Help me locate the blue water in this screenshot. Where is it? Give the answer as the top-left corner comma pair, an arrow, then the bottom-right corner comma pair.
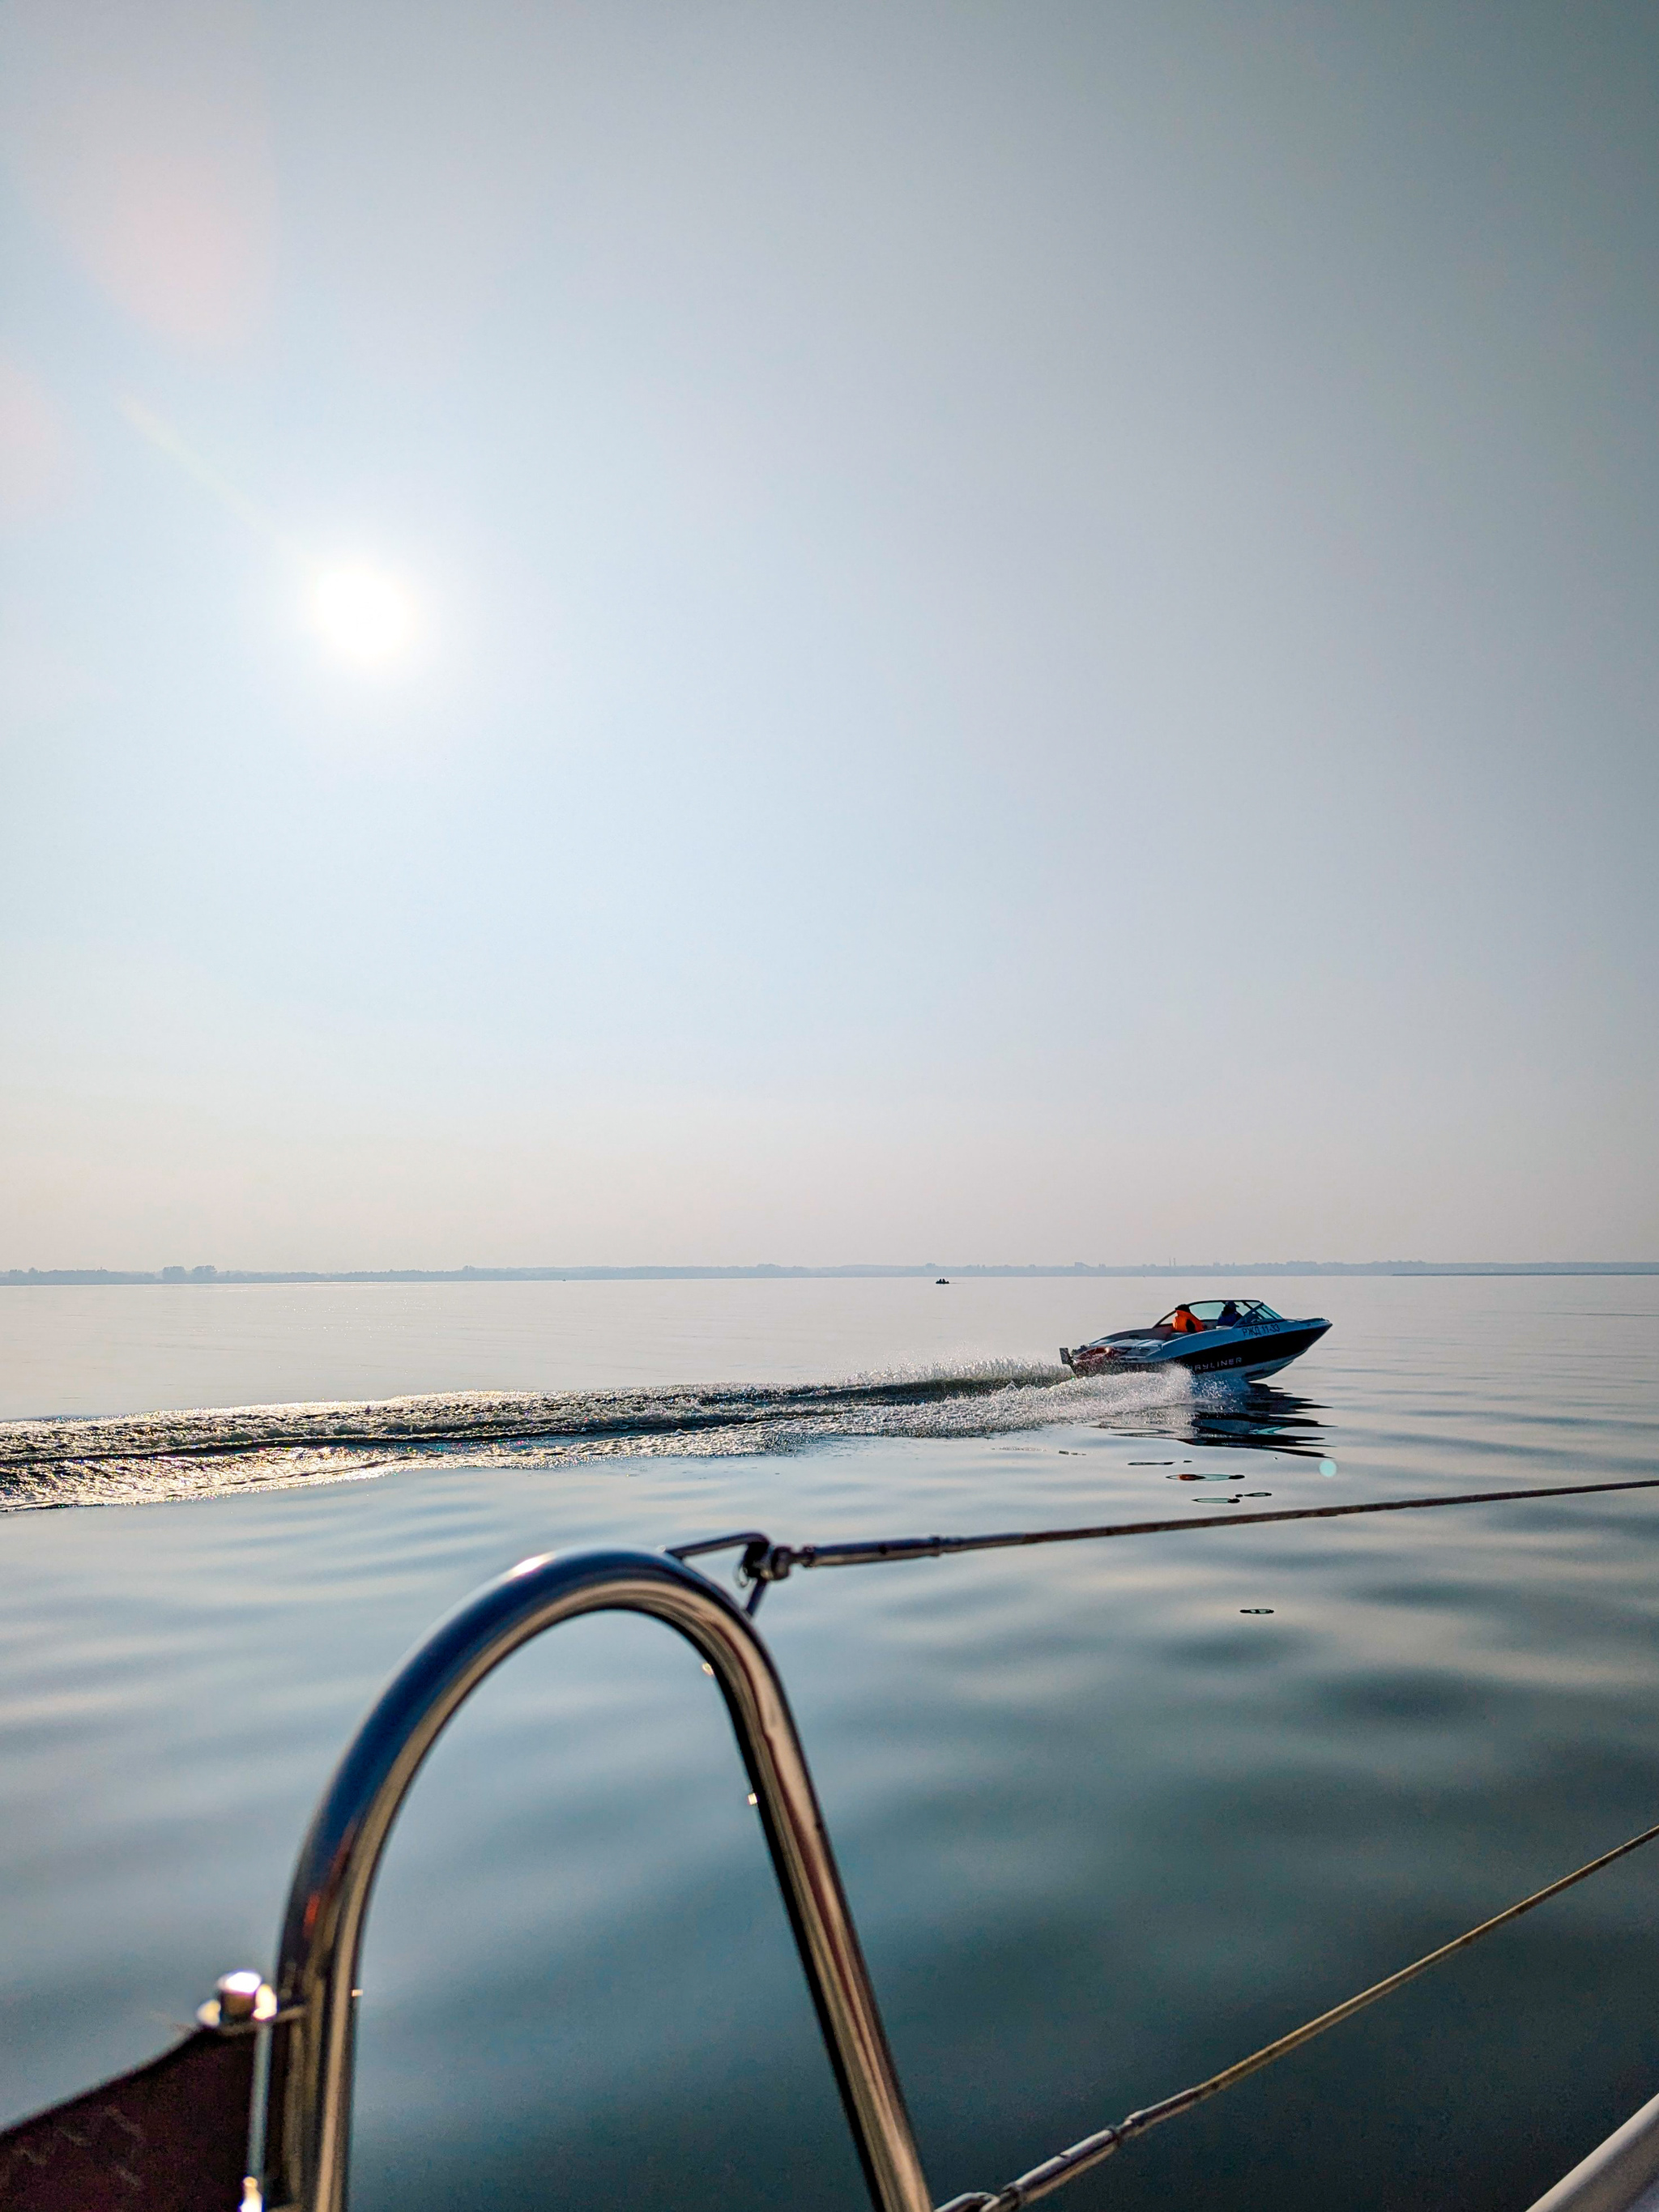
1,1275 -> 1656,2210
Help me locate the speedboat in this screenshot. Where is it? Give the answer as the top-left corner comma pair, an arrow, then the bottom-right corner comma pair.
1060,1298 -> 1331,1381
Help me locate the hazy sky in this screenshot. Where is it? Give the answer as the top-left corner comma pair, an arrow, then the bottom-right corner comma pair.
2,1 -> 1655,1268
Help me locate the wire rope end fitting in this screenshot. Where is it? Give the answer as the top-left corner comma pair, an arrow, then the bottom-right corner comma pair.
737,1536 -> 798,1613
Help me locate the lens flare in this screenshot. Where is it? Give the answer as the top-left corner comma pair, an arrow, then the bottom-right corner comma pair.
311,563 -> 416,666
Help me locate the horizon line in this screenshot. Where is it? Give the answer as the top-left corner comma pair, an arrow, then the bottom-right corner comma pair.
3,1259 -> 1657,1286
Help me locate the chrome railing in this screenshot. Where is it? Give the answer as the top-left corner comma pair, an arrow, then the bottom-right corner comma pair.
260,1548 -> 932,2212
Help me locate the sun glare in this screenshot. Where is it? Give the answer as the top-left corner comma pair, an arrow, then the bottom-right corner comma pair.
311,562 -> 417,666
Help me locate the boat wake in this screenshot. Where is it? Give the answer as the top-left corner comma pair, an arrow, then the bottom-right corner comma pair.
0,1361 -> 1218,1511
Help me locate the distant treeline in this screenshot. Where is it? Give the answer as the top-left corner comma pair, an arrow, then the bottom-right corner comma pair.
3,1261 -> 1656,1285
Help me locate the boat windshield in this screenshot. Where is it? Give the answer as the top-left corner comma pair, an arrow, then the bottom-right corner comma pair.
1155,1299 -> 1282,1329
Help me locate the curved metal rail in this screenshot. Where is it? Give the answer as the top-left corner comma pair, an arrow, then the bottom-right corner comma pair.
260,1547 -> 931,2212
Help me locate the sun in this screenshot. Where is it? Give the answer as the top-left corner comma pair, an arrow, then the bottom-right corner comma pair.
311,561 -> 417,666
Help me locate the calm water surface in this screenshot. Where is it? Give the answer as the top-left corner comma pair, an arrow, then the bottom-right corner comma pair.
1,1276 -> 1657,2212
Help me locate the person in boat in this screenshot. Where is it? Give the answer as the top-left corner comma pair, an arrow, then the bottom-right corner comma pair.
1166,1305 -> 1203,1333
1218,1300 -> 1243,1325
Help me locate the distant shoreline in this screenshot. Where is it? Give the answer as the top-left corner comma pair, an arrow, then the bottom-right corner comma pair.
3,1261 -> 1656,1286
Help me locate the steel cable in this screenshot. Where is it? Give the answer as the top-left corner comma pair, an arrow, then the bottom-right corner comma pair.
930,1816 -> 1659,2210
672,1474 -> 1659,1611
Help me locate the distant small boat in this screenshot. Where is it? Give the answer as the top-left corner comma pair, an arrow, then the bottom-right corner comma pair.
1060,1298 -> 1330,1382
936,1277 -> 949,1285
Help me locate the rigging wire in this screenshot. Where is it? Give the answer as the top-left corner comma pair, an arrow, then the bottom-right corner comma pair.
670,1473 -> 1659,1613
930,1816 -> 1659,2210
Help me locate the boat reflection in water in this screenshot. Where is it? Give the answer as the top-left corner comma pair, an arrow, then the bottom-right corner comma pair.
1091,1377 -> 1333,1464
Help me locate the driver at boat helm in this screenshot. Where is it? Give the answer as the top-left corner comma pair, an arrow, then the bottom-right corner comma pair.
1168,1306 -> 1202,1332
1218,1300 -> 1243,1325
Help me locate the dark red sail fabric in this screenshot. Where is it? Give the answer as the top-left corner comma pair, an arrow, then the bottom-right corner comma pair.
0,2028 -> 254,2212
